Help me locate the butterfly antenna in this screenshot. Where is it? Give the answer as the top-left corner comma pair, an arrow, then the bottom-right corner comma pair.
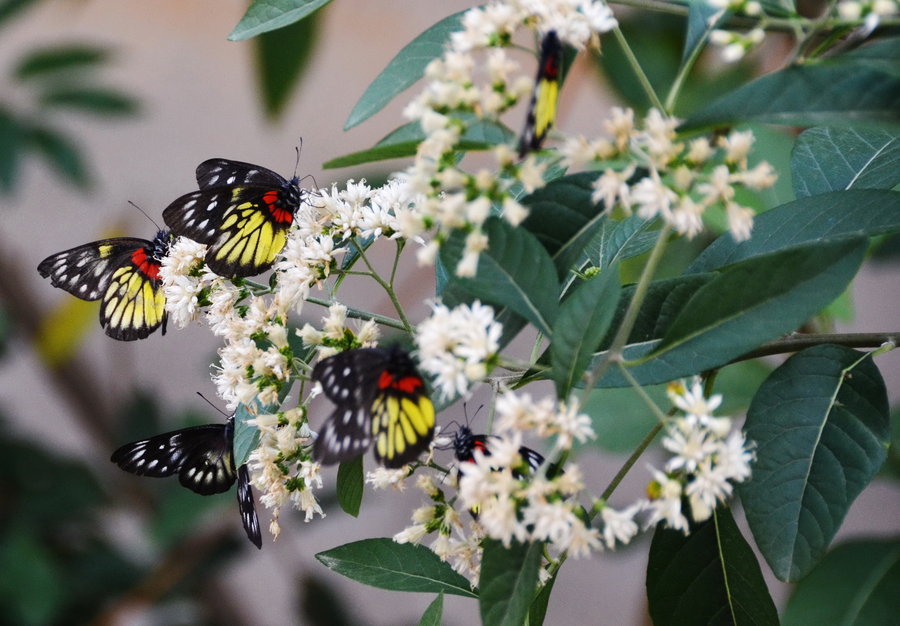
127,200 -> 162,232
196,391 -> 229,417
293,140 -> 303,179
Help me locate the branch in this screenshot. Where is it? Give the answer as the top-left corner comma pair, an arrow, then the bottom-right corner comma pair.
735,332 -> 899,361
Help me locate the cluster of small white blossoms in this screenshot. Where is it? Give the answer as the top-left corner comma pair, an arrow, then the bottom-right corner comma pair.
709,27 -> 765,63
642,377 -> 754,532
399,0 -> 617,276
562,107 -> 777,242
246,406 -> 323,540
837,0 -> 899,23
415,300 -> 503,400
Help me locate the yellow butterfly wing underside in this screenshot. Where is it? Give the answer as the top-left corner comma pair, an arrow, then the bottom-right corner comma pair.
371,392 -> 435,467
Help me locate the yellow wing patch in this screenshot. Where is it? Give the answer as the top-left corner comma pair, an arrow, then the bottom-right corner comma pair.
372,393 -> 435,466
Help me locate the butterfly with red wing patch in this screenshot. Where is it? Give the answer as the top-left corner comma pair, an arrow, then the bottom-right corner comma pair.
518,30 -> 564,158
312,347 -> 435,468
110,415 -> 261,548
452,425 -> 546,477
162,158 -> 307,278
37,230 -> 171,341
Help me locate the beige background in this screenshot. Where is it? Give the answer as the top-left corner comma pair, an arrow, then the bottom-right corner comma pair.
1,1 -> 898,624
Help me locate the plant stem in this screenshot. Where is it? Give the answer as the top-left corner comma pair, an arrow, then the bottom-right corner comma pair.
305,296 -> 407,331
351,238 -> 414,334
734,332 -> 900,361
611,26 -> 665,111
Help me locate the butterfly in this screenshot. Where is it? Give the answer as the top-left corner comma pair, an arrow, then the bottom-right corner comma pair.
162,158 -> 307,278
110,415 -> 261,549
37,230 -> 172,341
518,30 -> 564,157
451,425 -> 546,477
312,347 -> 435,468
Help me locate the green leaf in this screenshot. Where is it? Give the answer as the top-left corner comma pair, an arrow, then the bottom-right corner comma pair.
0,106 -> 23,194
791,127 -> 900,198
254,10 -> 318,119
228,0 -> 332,41
418,593 -> 444,626
646,508 -> 779,626
323,119 -> 513,169
440,218 -> 560,336
0,528 -> 66,625
519,172 -> 608,280
38,87 -> 138,116
345,10 -> 466,129
688,189 -> 900,273
739,345 -> 890,581
594,238 -> 867,388
0,0 -> 39,29
233,402 -> 262,467
336,456 -> 363,517
683,57 -> 900,129
587,214 -> 656,270
315,538 -> 476,597
782,538 -> 900,626
682,1 -> 727,66
14,45 -> 108,81
550,264 -> 621,398
841,36 -> 900,78
478,539 -> 543,626
527,570 -> 557,626
25,124 -> 89,190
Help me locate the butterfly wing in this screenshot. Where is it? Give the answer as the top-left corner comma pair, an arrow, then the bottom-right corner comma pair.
518,30 -> 563,157
369,350 -> 435,468
38,234 -> 169,341
110,423 -> 235,496
196,158 -> 288,189
236,464 -> 262,549
163,185 -> 297,278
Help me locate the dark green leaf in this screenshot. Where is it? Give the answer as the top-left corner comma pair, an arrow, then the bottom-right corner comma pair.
584,384 -> 666,452
760,0 -> 795,15
323,142 -> 419,169
0,528 -> 65,624
440,218 -> 559,336
233,402 -> 262,467
13,45 -> 108,81
25,124 -> 89,189
38,87 -> 138,116
254,11 -> 318,118
682,1 -> 728,66
229,0 -> 332,41
0,106 -> 23,194
782,538 -> 900,626
527,570 -> 557,626
418,593 -> 444,626
646,508 -> 779,626
594,238 -> 867,387
0,0 -> 38,28
551,264 -> 621,398
842,36 -> 900,78
479,539 -> 543,626
336,456 -> 363,517
315,538 -> 476,597
682,59 -> 900,129
588,214 -> 656,270
791,127 -> 900,198
739,345 -> 890,581
345,10 -> 466,129
688,189 -> 900,273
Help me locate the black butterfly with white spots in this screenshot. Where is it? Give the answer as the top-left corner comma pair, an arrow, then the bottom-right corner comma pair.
451,425 -> 546,477
110,415 -> 261,548
37,230 -> 172,341
162,158 -> 307,278
312,347 -> 435,468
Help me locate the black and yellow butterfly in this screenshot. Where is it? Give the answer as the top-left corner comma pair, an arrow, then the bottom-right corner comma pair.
452,425 -> 546,477
110,415 -> 261,548
312,347 -> 435,468
37,230 -> 172,341
162,158 -> 307,278
518,30 -> 564,157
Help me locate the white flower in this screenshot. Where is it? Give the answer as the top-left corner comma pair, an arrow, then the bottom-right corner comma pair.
365,467 -> 409,491
601,503 -> 642,549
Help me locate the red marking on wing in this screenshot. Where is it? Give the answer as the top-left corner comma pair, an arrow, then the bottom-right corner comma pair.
262,190 -> 294,224
542,56 -> 560,79
377,371 -> 423,394
131,248 -> 161,280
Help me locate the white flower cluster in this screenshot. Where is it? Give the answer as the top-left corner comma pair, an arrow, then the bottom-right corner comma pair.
415,300 -> 502,399
642,378 -> 754,531
709,27 -> 765,63
837,0 -> 898,22
495,389 -> 595,451
400,1 -> 617,275
566,108 -> 776,242
298,303 -> 380,359
247,407 -> 323,540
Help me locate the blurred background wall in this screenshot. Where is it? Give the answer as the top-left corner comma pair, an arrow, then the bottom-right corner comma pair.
0,1 -> 897,624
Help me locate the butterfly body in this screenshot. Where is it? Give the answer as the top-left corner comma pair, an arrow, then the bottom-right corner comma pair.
518,30 -> 564,157
38,229 -> 172,340
162,158 -> 306,278
452,426 -> 546,476
312,347 -> 435,468
110,415 -> 261,548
